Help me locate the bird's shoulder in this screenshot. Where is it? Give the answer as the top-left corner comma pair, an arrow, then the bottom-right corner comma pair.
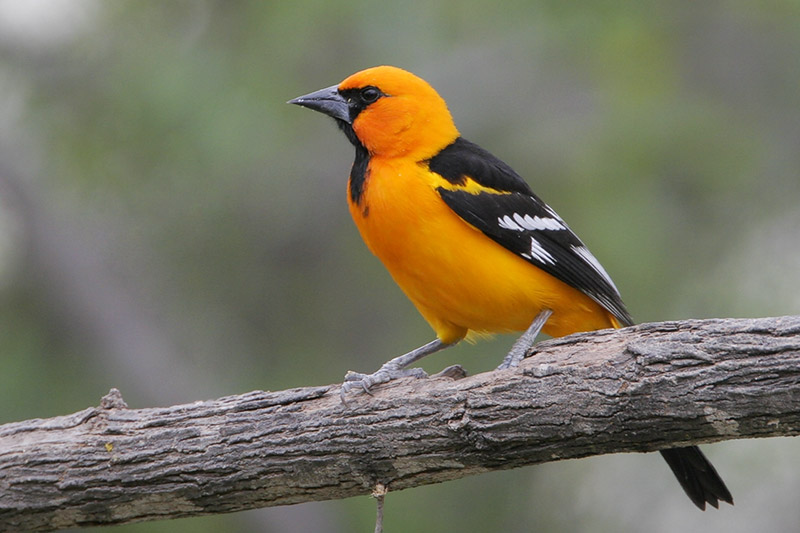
426,137 -> 533,195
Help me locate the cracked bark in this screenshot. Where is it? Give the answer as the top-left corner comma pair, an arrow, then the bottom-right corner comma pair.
2,316 -> 800,532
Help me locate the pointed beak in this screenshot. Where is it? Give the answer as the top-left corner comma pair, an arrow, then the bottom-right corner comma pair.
288,84 -> 351,124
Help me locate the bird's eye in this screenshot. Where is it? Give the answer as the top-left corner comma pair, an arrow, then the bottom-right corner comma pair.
360,86 -> 381,103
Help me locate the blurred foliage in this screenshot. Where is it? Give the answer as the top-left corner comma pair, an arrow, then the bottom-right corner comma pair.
1,1 -> 799,532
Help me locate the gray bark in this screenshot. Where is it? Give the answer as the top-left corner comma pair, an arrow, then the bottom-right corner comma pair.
2,316 -> 799,532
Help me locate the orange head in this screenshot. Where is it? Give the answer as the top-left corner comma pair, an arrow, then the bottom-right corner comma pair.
289,66 -> 460,160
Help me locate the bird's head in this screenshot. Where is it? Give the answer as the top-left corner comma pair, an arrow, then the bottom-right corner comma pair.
289,66 -> 459,159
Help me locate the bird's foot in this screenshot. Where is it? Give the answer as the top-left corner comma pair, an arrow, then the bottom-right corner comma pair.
339,339 -> 452,403
340,364 -> 428,402
496,308 -> 553,370
497,345 -> 527,370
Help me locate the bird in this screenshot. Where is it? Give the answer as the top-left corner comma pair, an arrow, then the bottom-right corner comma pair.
289,65 -> 733,510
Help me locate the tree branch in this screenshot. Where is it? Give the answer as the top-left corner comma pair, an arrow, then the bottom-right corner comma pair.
2,316 -> 800,531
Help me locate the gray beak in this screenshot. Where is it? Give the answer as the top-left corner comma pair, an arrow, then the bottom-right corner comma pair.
288,84 -> 351,124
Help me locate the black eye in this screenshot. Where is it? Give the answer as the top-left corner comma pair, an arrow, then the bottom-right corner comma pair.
360,86 -> 381,103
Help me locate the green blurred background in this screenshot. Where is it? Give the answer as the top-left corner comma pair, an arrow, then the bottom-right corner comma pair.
1,1 -> 799,531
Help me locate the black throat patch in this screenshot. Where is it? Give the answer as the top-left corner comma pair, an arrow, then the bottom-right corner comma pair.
349,141 -> 369,209
336,119 -> 370,209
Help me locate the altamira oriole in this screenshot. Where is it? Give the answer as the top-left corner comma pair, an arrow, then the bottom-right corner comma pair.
289,65 -> 732,510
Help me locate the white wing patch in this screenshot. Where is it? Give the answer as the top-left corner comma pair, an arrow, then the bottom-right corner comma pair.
497,215 -> 523,231
498,213 -> 565,232
529,237 -> 556,265
571,244 -> 619,293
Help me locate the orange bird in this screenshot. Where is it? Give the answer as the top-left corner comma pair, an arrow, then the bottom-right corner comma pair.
290,65 -> 732,510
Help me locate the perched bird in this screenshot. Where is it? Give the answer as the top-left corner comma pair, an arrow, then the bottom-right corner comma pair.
289,65 -> 732,510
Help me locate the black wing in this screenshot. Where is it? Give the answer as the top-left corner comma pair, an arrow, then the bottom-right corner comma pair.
429,137 -> 633,327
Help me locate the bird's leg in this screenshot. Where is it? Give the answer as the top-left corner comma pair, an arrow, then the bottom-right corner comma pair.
341,339 -> 454,401
497,309 -> 553,370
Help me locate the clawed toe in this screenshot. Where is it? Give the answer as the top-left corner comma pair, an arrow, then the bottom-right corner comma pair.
338,339 -> 452,404
340,367 -> 428,403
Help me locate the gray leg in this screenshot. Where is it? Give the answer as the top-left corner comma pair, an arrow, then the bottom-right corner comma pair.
497,309 -> 553,370
341,339 -> 454,401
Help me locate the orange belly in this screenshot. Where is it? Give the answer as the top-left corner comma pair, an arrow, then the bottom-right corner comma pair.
348,157 -> 617,344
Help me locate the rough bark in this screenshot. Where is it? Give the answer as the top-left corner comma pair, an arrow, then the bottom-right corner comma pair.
2,316 -> 799,532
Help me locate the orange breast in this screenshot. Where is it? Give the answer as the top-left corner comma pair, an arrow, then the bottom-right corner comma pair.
348,157 -> 616,344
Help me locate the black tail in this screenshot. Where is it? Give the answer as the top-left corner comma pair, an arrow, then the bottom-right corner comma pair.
660,446 -> 733,510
